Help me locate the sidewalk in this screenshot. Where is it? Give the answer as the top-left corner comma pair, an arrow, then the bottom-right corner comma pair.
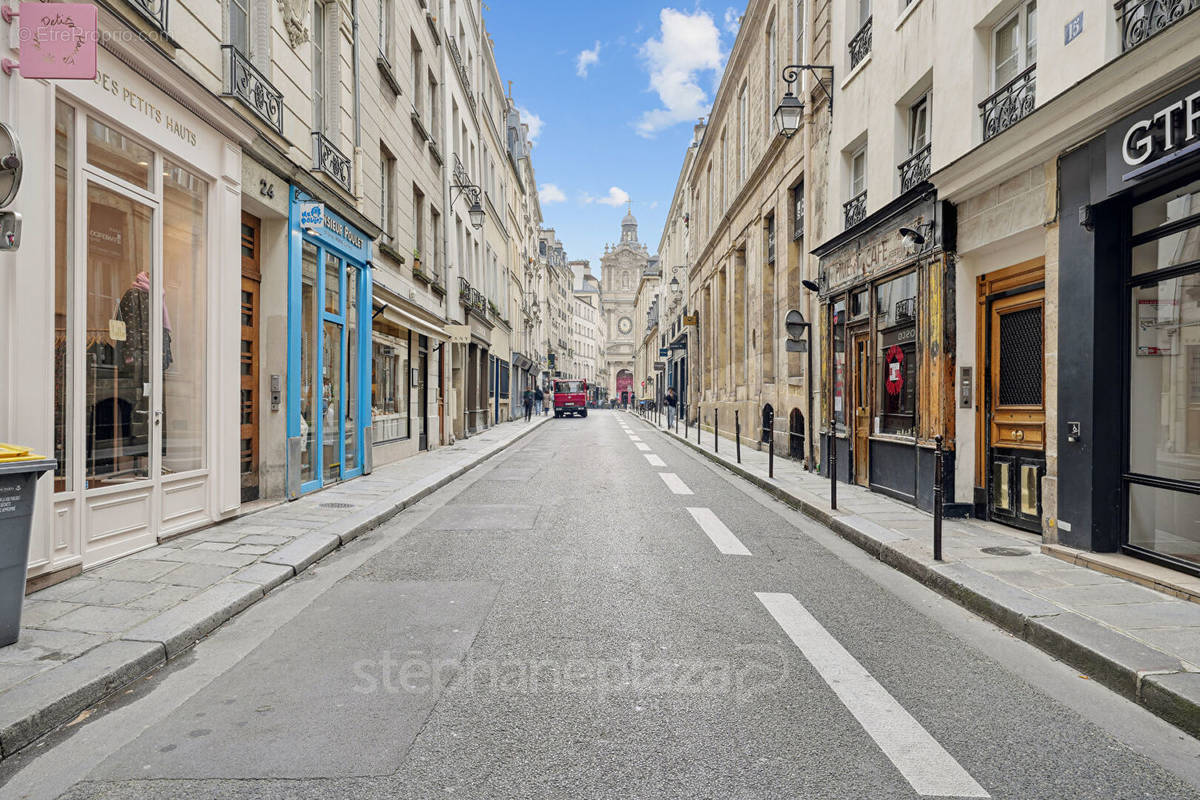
629,410 -> 1200,739
0,416 -> 550,760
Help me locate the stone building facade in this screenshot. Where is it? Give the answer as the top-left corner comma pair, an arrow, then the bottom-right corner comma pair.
601,212 -> 650,404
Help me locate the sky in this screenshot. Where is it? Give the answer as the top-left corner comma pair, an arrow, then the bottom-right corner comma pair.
483,1 -> 746,269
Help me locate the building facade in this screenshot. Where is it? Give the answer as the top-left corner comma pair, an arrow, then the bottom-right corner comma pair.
601,211 -> 650,405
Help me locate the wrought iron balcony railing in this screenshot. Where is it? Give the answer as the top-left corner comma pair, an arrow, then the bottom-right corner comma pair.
843,191 -> 867,230
849,17 -> 872,70
447,35 -> 477,113
898,143 -> 932,194
1116,0 -> 1200,51
312,131 -> 353,193
221,45 -> 283,134
980,65 -> 1036,142
458,277 -> 487,317
128,0 -> 168,34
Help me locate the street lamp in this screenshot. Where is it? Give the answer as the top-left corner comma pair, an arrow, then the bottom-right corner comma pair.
669,275 -> 680,293
801,278 -> 835,510
774,64 -> 835,138
468,198 -> 485,230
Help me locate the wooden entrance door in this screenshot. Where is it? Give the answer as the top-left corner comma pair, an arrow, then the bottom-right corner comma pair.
239,213 -> 261,502
852,330 -> 871,486
987,288 -> 1045,532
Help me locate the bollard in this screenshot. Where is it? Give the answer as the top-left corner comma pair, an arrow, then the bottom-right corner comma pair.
697,407 -> 702,444
769,431 -> 775,479
829,415 -> 838,511
685,409 -> 689,439
714,409 -> 719,453
934,434 -> 944,562
735,410 -> 742,464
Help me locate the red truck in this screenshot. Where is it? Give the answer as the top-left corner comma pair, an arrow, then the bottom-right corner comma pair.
552,379 -> 588,418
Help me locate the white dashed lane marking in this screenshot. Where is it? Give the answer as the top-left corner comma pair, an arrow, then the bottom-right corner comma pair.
645,454 -> 666,467
756,593 -> 990,799
635,443 -> 652,452
658,473 -> 693,495
686,508 -> 751,556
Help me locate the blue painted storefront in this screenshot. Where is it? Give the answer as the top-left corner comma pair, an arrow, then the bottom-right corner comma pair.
287,188 -> 373,496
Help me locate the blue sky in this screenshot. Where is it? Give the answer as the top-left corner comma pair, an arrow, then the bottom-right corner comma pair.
484,2 -> 745,268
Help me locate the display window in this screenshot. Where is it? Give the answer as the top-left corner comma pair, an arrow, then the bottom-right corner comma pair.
1127,179 -> 1200,568
371,330 -> 411,443
875,272 -> 917,437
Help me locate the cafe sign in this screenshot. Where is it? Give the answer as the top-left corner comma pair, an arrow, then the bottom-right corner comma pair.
1108,78 -> 1200,193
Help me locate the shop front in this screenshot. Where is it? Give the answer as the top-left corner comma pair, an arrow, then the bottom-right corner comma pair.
286,190 -> 372,497
813,194 -> 963,513
3,43 -> 250,581
1058,77 -> 1200,575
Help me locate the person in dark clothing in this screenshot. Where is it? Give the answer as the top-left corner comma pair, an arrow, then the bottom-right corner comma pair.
665,387 -> 678,428
534,386 -> 545,416
523,386 -> 534,422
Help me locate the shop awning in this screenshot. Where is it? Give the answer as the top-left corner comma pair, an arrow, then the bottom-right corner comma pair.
382,304 -> 449,341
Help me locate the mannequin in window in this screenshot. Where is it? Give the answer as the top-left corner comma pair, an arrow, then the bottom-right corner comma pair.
115,271 -> 173,456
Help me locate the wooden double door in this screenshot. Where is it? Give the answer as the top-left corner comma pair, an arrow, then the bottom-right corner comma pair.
981,266 -> 1046,532
240,213 -> 261,502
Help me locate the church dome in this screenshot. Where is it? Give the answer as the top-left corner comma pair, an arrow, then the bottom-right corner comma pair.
621,210 -> 637,227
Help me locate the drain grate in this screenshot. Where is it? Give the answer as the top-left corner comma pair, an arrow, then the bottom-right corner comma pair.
981,546 -> 1032,557
320,502 -> 355,509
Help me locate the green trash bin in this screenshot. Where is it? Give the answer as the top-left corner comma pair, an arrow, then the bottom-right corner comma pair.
0,445 -> 56,648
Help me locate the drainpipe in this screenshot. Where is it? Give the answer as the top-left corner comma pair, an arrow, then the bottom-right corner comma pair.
351,0 -> 363,210
801,29 -> 817,474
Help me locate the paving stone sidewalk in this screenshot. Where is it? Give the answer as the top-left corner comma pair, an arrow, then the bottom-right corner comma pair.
0,416 -> 550,759
629,410 -> 1200,739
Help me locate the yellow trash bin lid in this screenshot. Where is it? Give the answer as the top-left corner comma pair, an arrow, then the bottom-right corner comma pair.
0,444 -> 47,463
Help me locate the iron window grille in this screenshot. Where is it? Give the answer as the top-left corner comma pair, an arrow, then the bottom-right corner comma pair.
128,0 -> 169,34
843,191 -> 867,230
1116,0 -> 1200,52
898,143 -> 932,194
221,45 -> 284,134
979,64 -> 1036,142
312,131 -> 353,193
848,16 -> 872,70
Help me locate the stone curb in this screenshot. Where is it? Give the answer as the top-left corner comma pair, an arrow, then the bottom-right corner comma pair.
634,413 -> 1200,740
0,417 -> 550,761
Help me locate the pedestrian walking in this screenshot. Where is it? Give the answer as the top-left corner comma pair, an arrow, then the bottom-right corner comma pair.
534,385 -> 545,416
523,386 -> 534,422
665,387 -> 678,429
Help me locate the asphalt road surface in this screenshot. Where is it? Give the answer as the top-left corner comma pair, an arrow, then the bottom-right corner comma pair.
3,410 -> 1200,800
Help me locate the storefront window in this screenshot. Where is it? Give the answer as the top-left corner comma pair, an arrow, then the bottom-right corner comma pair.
300,243 -> 318,484
85,184 -> 154,486
161,161 -> 207,473
322,317 -> 341,483
832,300 -> 846,429
55,102 -> 73,492
371,333 -> 409,442
1128,183 -> 1200,569
86,117 -> 153,191
344,266 -> 359,473
876,273 -> 917,437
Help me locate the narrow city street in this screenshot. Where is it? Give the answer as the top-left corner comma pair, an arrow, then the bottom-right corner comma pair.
1,410 -> 1198,800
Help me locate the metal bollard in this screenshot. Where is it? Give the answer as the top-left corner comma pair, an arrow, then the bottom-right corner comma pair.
697,407 -> 702,444
829,415 -> 838,511
714,409 -> 719,453
735,410 -> 741,464
685,409 -> 690,439
769,431 -> 775,479
934,434 -> 944,561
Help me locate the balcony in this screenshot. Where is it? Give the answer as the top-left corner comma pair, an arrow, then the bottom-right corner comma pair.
458,277 -> 489,321
128,0 -> 168,34
898,144 -> 932,194
980,65 -> 1036,142
1117,0 -> 1200,51
849,17 -> 872,70
221,45 -> 283,134
843,192 -> 867,230
447,36 -> 477,113
312,132 -> 352,193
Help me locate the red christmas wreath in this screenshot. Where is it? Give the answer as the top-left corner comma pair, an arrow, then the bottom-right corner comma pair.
885,345 -> 905,396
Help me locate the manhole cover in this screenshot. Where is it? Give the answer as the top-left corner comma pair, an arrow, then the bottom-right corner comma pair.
320,502 -> 355,509
981,546 -> 1032,557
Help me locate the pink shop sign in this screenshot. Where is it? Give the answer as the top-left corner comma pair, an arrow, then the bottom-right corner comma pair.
17,3 -> 98,79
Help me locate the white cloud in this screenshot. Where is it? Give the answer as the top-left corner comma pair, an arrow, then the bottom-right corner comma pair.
723,8 -> 742,35
576,41 -> 601,78
635,9 -> 725,138
539,183 -> 567,205
583,187 -> 631,207
517,106 -> 543,145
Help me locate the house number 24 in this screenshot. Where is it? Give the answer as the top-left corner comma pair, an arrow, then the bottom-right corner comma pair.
259,179 -> 275,199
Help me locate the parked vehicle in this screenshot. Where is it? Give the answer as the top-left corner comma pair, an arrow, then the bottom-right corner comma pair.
552,379 -> 588,418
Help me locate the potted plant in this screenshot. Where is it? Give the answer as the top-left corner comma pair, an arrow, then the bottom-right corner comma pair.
412,248 -> 422,272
